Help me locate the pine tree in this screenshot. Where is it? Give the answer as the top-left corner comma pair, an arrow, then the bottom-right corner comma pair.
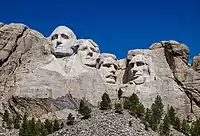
114,103 -> 123,114
19,113 -> 29,136
44,119 -> 53,134
67,113 -> 75,125
123,93 -> 140,116
60,122 -> 64,129
29,117 -> 37,136
162,113 -> 170,136
150,95 -> 164,131
136,103 -> 145,118
35,119 -> 42,136
7,118 -> 13,129
100,93 -> 112,110
168,106 -> 176,125
14,115 -> 21,129
118,88 -> 123,100
40,122 -> 48,136
181,119 -> 190,135
191,118 -> 200,136
159,123 -> 164,136
173,116 -> 181,131
53,119 -> 60,132
129,120 -> 132,127
3,110 -> 9,123
145,108 -> 151,124
79,100 -> 91,119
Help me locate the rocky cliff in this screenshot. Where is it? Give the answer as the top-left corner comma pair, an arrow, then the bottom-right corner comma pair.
0,22 -> 200,135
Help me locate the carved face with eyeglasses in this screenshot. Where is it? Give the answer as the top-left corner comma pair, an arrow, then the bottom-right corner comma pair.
98,53 -> 118,84
128,54 -> 150,85
50,26 -> 76,57
76,39 -> 100,67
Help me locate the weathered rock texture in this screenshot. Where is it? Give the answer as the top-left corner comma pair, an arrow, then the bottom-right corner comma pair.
0,23 -> 200,135
120,48 -> 195,119
192,54 -> 200,73
50,109 -> 159,136
50,109 -> 186,136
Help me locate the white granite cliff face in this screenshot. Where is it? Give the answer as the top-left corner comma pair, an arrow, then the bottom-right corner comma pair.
0,23 -> 200,122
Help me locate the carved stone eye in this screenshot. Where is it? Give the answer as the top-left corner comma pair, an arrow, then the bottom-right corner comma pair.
51,34 -> 58,41
81,47 -> 87,51
90,47 -> 96,52
129,62 -> 134,68
114,64 -> 118,70
136,61 -> 145,66
61,34 -> 69,39
103,64 -> 111,68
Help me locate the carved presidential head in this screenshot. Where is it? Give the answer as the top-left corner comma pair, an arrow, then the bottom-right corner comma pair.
76,39 -> 100,67
50,26 -> 76,58
124,50 -> 152,85
98,53 -> 118,84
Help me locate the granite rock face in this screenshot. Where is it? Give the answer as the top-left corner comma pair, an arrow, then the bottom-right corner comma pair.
192,54 -> 200,73
150,40 -> 189,83
0,23 -> 200,125
120,48 -> 195,119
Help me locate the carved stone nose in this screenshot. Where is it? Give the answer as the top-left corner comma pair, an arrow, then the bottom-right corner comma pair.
56,41 -> 62,47
110,70 -> 115,74
87,52 -> 93,57
132,69 -> 137,74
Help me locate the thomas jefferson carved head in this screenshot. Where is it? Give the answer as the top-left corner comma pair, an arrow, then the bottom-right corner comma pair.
76,39 -> 100,67
50,26 -> 76,58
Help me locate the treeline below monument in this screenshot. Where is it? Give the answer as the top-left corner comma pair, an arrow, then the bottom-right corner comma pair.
3,92 -> 200,136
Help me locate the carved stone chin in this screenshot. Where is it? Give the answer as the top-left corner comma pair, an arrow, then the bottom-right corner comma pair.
98,53 -> 118,84
76,39 -> 100,67
50,26 -> 76,58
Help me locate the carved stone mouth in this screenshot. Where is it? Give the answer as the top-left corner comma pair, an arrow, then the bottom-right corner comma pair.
132,74 -> 141,80
106,75 -> 116,80
85,57 -> 94,60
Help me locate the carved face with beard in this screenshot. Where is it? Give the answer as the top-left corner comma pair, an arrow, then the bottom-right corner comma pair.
76,39 -> 100,67
98,53 -> 118,84
127,54 -> 150,85
50,26 -> 76,58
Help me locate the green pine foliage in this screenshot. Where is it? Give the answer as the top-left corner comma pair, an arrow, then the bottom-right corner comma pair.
18,113 -> 63,136
53,119 -> 60,132
14,115 -> 21,129
79,100 -> 92,119
44,119 -> 53,134
136,103 -> 145,118
145,108 -> 151,124
19,113 -> 29,136
162,113 -> 170,136
123,93 -> 145,118
181,119 -> 190,135
173,116 -> 181,131
3,110 -> 9,123
40,122 -> 48,136
190,118 -> 200,136
114,103 -> 123,114
150,95 -> 164,131
60,122 -> 64,129
118,88 -> 123,100
7,118 -> 13,129
67,113 -> 75,125
100,93 -> 112,110
168,106 -> 176,125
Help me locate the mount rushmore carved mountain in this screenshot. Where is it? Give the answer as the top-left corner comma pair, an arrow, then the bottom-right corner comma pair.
0,22 -> 200,135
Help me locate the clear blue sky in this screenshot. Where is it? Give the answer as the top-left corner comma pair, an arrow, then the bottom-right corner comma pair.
1,0 -> 200,61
